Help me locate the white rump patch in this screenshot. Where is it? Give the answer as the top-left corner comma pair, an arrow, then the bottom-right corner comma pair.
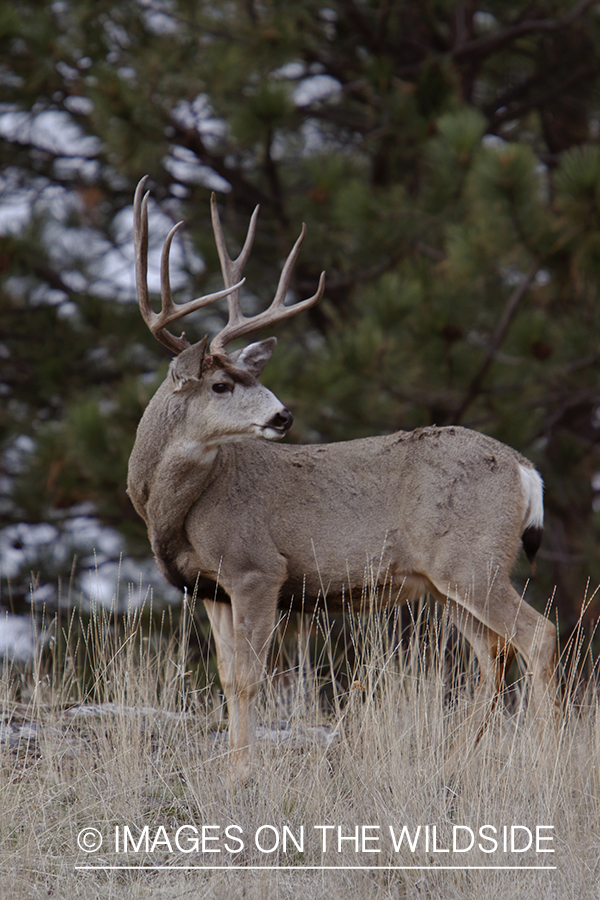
519,464 -> 544,530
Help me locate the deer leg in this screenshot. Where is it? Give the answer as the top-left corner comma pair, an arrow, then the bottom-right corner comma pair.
454,579 -> 558,720
228,575 -> 281,780
446,602 -> 515,760
203,600 -> 239,746
452,607 -> 508,728
492,583 -> 557,720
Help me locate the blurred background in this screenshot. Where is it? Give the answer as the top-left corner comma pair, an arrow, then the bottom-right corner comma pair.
2,0 -> 600,656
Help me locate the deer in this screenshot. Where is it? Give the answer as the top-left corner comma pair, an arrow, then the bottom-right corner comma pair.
127,177 -> 557,779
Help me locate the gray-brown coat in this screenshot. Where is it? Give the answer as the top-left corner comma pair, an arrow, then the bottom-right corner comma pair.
128,179 -> 557,778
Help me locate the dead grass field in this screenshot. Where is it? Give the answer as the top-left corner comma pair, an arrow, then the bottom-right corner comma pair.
1,585 -> 599,900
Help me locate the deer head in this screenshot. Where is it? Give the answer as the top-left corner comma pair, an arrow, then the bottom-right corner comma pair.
132,177 -> 325,451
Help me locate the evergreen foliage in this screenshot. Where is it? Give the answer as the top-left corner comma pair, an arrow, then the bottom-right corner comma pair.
2,1 -> 600,630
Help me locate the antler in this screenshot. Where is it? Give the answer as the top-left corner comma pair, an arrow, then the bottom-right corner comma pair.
133,176 -> 245,354
209,193 -> 326,354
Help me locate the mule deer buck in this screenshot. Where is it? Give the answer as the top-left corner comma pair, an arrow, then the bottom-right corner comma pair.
128,177 -> 557,778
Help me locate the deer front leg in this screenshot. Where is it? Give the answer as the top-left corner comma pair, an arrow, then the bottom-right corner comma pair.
204,600 -> 239,745
228,576 -> 281,780
205,589 -> 279,779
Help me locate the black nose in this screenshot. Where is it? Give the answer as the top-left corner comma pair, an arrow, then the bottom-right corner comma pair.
270,408 -> 294,431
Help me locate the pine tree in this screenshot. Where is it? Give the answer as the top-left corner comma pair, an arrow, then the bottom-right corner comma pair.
2,1 -> 600,630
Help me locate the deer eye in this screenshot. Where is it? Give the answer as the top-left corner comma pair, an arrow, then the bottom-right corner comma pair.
212,382 -> 231,394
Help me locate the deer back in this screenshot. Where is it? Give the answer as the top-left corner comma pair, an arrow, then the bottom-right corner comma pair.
159,426 -> 537,611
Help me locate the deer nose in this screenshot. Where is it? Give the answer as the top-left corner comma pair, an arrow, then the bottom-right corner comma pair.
270,408 -> 294,432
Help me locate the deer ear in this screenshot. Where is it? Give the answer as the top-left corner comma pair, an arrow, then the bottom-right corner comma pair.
230,338 -> 277,377
170,335 -> 209,391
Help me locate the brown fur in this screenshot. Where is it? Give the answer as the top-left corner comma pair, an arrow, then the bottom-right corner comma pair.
129,181 -> 556,778
128,342 -> 557,779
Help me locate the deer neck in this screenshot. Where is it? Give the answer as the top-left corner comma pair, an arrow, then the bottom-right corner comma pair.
173,437 -> 220,468
128,385 -> 220,519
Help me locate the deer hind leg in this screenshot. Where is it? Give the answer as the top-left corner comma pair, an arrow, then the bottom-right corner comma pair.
455,578 -> 558,721
440,606 -> 512,779
449,601 -> 514,739
492,582 -> 558,720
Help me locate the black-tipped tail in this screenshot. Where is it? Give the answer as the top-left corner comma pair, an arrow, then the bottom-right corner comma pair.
522,525 -> 543,566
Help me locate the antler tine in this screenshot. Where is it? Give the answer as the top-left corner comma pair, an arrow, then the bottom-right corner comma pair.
210,193 -> 260,341
209,203 -> 326,354
133,177 -> 245,355
133,177 -> 154,334
210,192 -> 259,287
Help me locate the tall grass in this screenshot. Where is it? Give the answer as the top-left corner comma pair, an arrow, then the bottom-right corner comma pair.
0,580 -> 598,899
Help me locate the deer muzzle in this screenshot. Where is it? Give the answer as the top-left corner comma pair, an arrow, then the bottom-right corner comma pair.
268,408 -> 294,434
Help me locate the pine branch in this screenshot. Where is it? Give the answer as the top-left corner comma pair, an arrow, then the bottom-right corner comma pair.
452,263 -> 539,425
451,0 -> 597,61
393,0 -> 597,75
487,62 -> 600,132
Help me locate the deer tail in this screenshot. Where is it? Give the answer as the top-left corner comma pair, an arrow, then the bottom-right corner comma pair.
519,464 -> 544,567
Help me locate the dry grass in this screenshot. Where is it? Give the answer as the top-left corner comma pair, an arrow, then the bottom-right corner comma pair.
1,585 -> 599,900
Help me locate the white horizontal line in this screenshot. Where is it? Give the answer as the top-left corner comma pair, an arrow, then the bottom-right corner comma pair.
75,864 -> 557,871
